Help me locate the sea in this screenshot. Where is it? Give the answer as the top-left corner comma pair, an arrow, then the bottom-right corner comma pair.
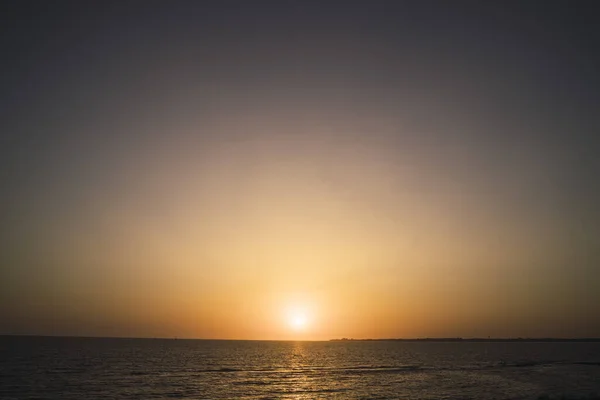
1,336 -> 599,400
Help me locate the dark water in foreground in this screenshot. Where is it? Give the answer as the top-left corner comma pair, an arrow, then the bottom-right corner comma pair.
1,337 -> 600,400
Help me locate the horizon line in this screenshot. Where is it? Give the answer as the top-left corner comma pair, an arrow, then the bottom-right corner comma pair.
2,334 -> 600,342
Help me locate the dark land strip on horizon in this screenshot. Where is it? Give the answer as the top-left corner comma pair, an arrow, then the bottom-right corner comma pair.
330,338 -> 600,342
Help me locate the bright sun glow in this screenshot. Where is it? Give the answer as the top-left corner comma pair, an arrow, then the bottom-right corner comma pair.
286,306 -> 310,331
289,313 -> 307,330
282,299 -> 316,334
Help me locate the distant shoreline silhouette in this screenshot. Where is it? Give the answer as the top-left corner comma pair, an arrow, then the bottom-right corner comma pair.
330,337 -> 600,342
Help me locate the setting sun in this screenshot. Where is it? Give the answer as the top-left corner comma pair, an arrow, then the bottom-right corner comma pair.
289,313 -> 308,330
283,302 -> 313,333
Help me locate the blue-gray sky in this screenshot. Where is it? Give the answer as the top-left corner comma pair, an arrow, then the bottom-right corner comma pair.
1,1 -> 599,339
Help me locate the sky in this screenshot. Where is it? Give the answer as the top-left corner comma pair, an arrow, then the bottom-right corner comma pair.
1,1 -> 599,340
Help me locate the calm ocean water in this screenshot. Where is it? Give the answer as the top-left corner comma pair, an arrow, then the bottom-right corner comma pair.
1,336 -> 599,400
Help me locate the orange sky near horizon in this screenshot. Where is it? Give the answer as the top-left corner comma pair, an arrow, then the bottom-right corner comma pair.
3,108 -> 594,340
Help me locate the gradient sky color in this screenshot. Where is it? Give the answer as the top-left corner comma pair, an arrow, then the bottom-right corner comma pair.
1,1 -> 599,340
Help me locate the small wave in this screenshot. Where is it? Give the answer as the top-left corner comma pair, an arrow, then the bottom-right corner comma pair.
187,366 -> 243,373
335,365 -> 423,375
344,364 -> 420,370
47,367 -> 88,374
188,364 -> 425,376
574,361 -> 600,366
495,360 -> 566,369
213,367 -> 240,372
272,364 -> 425,375
297,388 -> 348,393
233,380 -> 270,386
536,394 -> 600,400
190,360 -> 599,376
267,388 -> 348,395
164,392 -> 185,398
129,371 -> 149,376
